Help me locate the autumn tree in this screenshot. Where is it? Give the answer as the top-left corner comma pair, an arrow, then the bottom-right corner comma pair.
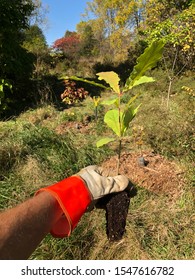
53,31 -> 81,60
84,0 -> 145,61
144,0 -> 192,24
142,0 -> 195,107
143,0 -> 194,56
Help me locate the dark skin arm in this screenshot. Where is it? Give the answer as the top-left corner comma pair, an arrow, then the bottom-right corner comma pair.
0,192 -> 63,260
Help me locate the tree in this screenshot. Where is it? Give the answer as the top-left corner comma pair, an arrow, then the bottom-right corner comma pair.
144,0 -> 192,24
77,22 -> 99,57
0,0 -> 35,76
30,0 -> 49,28
53,31 -> 81,60
142,0 -> 195,107
0,0 -> 35,114
23,24 -> 49,78
84,0 -> 145,61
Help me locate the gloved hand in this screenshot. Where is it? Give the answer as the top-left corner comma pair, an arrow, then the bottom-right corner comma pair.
77,165 -> 130,200
36,165 -> 130,238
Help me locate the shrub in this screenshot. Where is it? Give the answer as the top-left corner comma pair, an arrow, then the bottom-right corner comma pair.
61,80 -> 88,105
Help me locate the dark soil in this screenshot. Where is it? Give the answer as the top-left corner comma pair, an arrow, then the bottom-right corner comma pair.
104,191 -> 130,241
97,183 -> 137,241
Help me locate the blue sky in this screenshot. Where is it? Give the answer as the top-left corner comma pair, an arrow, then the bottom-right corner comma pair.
41,0 -> 90,46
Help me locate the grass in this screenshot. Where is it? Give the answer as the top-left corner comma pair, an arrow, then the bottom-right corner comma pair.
0,113 -> 111,209
0,71 -> 194,259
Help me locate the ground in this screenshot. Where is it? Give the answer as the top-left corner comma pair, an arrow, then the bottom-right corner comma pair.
102,151 -> 185,200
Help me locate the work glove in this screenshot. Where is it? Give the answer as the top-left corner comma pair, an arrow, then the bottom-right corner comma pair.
36,165 -> 130,238
77,165 -> 130,200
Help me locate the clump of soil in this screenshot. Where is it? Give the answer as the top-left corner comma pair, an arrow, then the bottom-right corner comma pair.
105,191 -> 130,241
97,182 -> 137,241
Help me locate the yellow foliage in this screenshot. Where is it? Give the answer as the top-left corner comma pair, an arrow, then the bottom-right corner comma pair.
93,96 -> 101,107
182,86 -> 195,97
182,44 -> 191,51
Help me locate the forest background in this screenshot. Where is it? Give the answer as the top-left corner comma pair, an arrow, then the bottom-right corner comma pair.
0,0 -> 194,115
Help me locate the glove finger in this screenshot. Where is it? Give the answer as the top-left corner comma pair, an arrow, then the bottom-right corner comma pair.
98,167 -> 112,177
78,165 -> 111,177
85,165 -> 104,176
77,165 -> 98,176
108,175 -> 130,193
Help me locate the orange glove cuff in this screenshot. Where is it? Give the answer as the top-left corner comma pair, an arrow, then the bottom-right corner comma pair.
36,176 -> 92,238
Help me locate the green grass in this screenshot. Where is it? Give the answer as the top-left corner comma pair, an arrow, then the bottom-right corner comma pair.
0,71 -> 194,259
0,114 -> 111,209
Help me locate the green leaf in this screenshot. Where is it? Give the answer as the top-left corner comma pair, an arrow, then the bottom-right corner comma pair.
125,76 -> 155,91
121,105 -> 141,135
97,71 -> 120,94
96,137 -> 115,148
126,92 -> 142,108
60,76 -> 109,90
125,40 -> 165,90
101,98 -> 119,107
104,109 -> 122,137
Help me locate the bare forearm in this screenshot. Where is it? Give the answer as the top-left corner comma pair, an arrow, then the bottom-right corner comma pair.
0,192 -> 62,260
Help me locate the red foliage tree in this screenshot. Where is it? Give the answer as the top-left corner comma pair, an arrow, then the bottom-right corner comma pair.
53,32 -> 81,59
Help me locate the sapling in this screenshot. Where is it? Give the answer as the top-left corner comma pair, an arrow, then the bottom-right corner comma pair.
63,40 -> 164,174
94,41 -> 164,241
92,96 -> 101,121
95,40 -> 165,174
